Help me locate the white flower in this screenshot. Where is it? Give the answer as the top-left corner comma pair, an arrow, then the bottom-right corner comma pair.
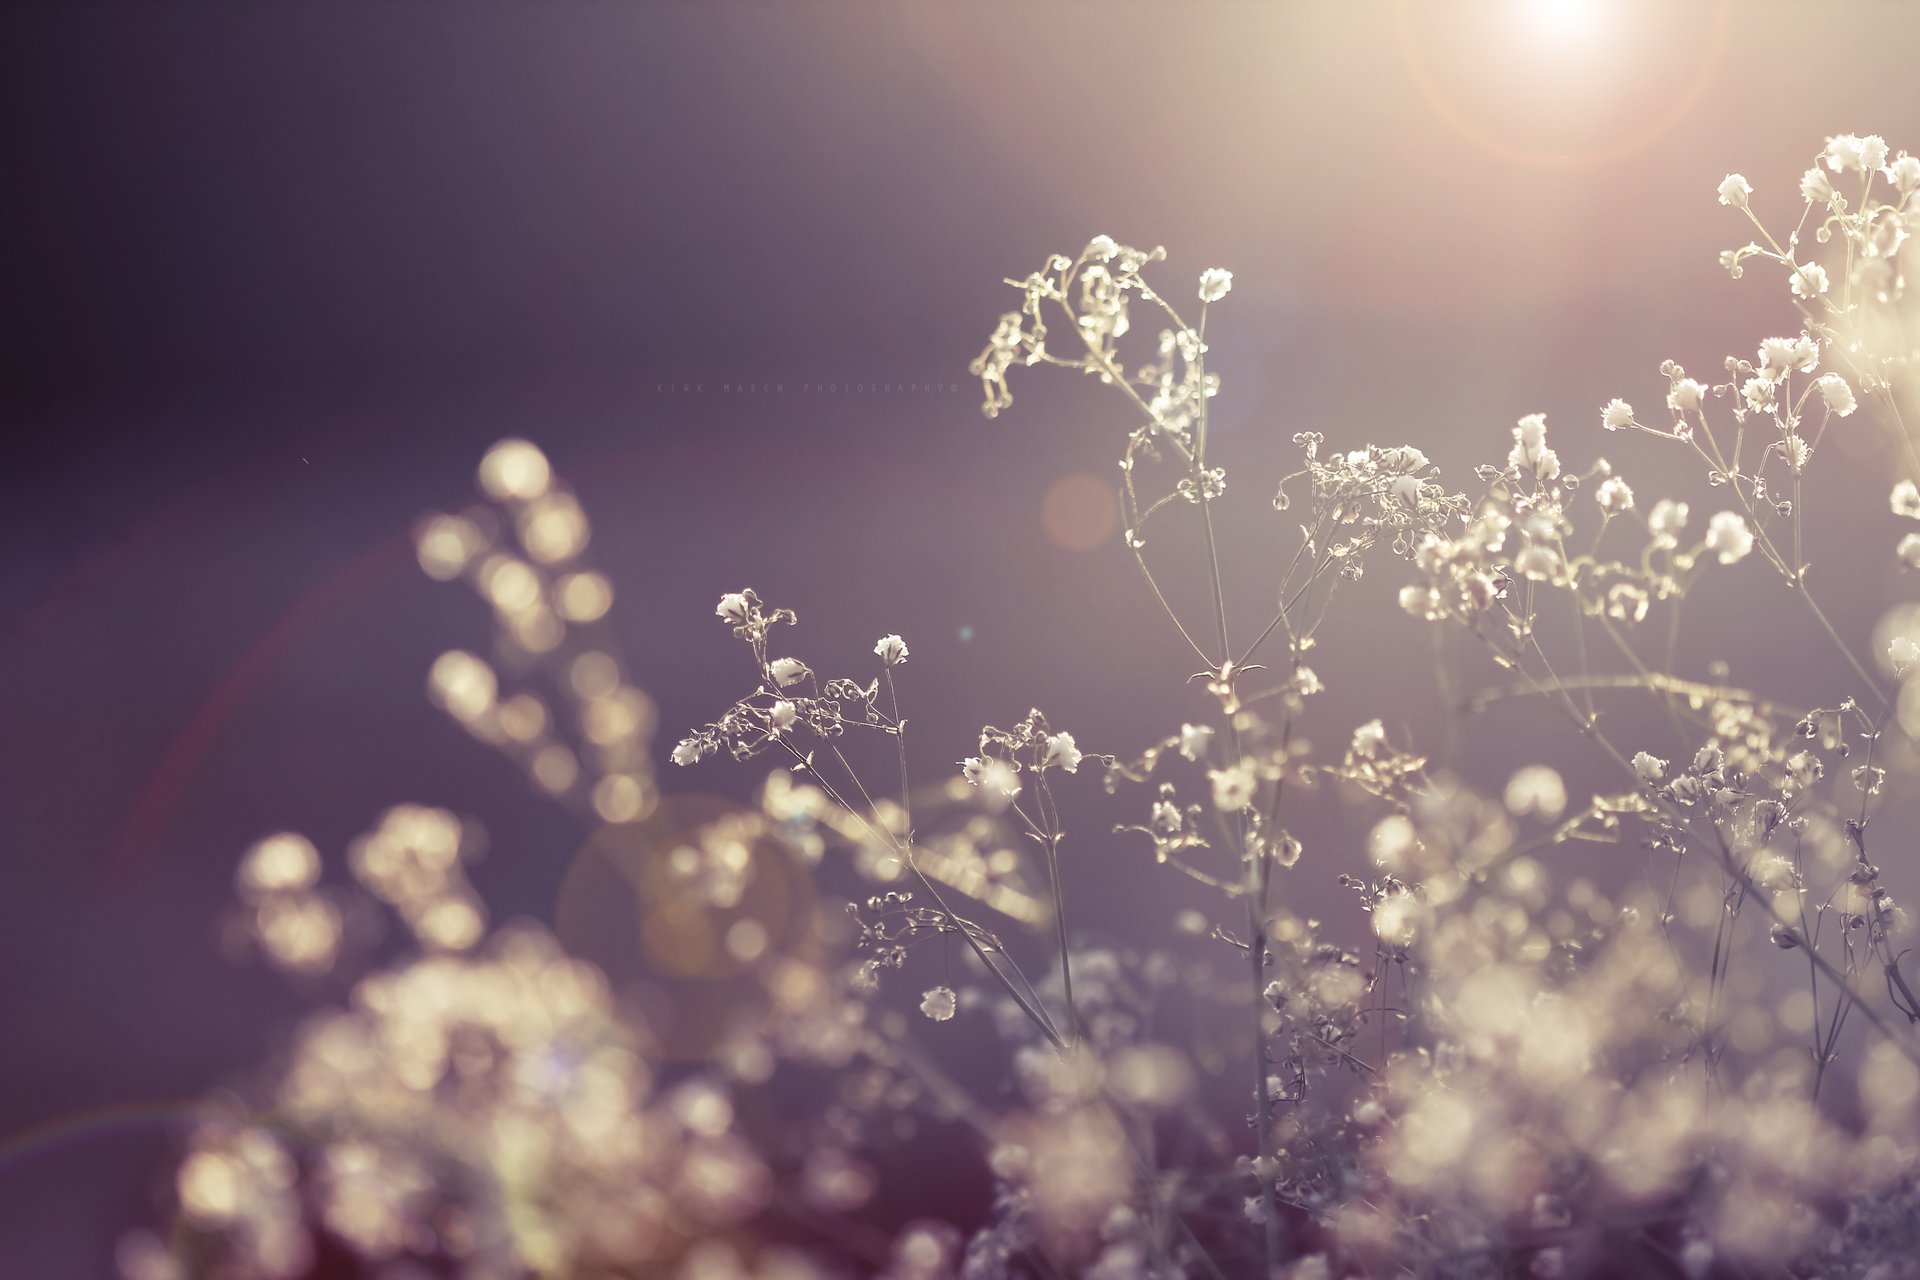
1898,532 -> 1920,570
1716,173 -> 1752,209
1790,262 -> 1829,298
1177,723 -> 1213,762
1800,167 -> 1836,203
1291,667 -> 1324,698
1085,234 -> 1119,262
919,986 -> 957,1022
1351,719 -> 1387,759
1892,635 -> 1920,678
1507,413 -> 1560,481
1705,511 -> 1754,565
1887,153 -> 1920,196
1633,751 -> 1668,783
1667,377 -> 1707,415
1150,800 -> 1182,834
1595,476 -> 1634,515
768,700 -> 797,733
1391,473 -> 1422,506
1601,398 -> 1635,431
1504,765 -> 1568,820
962,756 -> 1021,802
874,633 -> 909,666
1649,498 -> 1690,540
1825,134 -> 1890,173
769,657 -> 811,687
671,738 -> 704,767
1197,267 -> 1233,303
1515,542 -> 1560,581
1210,759 -> 1257,812
1892,480 -> 1920,519
1757,335 -> 1817,379
1743,377 -> 1778,415
716,592 -> 752,625
1044,731 -> 1083,773
1816,373 -> 1857,418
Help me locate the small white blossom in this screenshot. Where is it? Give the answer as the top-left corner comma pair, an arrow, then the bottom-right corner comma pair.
1633,751 -> 1668,783
1824,133 -> 1888,174
874,633 -> 909,665
671,738 -> 704,767
1649,499 -> 1690,541
1044,731 -> 1083,773
1351,719 -> 1387,759
1508,413 -> 1560,482
769,657 -> 811,687
1601,398 -> 1635,432
1150,800 -> 1182,834
1892,480 -> 1920,519
716,592 -> 752,625
1197,267 -> 1233,303
1391,473 -> 1422,506
768,700 -> 797,733
1790,262 -> 1830,298
1178,723 -> 1213,762
1705,511 -> 1754,565
1210,759 -> 1257,812
1716,173 -> 1752,209
1085,234 -> 1119,261
963,756 -> 1021,802
1667,377 -> 1707,415
1595,476 -> 1635,515
919,986 -> 957,1022
1898,532 -> 1920,570
1892,635 -> 1920,678
1816,373 -> 1857,418
1887,152 -> 1920,196
1800,167 -> 1836,203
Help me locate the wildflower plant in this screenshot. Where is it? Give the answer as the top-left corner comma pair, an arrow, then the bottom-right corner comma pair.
125,135 -> 1920,1280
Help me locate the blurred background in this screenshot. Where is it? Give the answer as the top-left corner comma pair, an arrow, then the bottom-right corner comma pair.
5,0 -> 1920,1272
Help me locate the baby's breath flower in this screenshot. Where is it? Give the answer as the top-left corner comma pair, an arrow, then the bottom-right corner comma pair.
1044,731 -> 1083,773
1898,532 -> 1920,570
769,657 -> 811,687
1743,377 -> 1778,415
1892,480 -> 1920,518
1085,234 -> 1119,262
1824,133 -> 1888,174
671,738 -> 704,767
716,592 -> 752,625
874,634 -> 909,666
1891,635 -> 1920,678
1649,499 -> 1690,540
1210,759 -> 1257,812
1800,167 -> 1836,203
919,986 -> 958,1022
1595,476 -> 1634,515
962,756 -> 1021,801
1351,719 -> 1386,759
1716,173 -> 1752,209
768,701 -> 797,733
1178,723 -> 1213,762
1508,413 -> 1560,482
1150,800 -> 1182,834
1667,377 -> 1707,415
1197,268 -> 1233,303
1633,751 -> 1668,783
1816,372 -> 1857,417
1601,398 -> 1635,432
1887,152 -> 1920,195
1705,511 -> 1754,565
1790,262 -> 1830,298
